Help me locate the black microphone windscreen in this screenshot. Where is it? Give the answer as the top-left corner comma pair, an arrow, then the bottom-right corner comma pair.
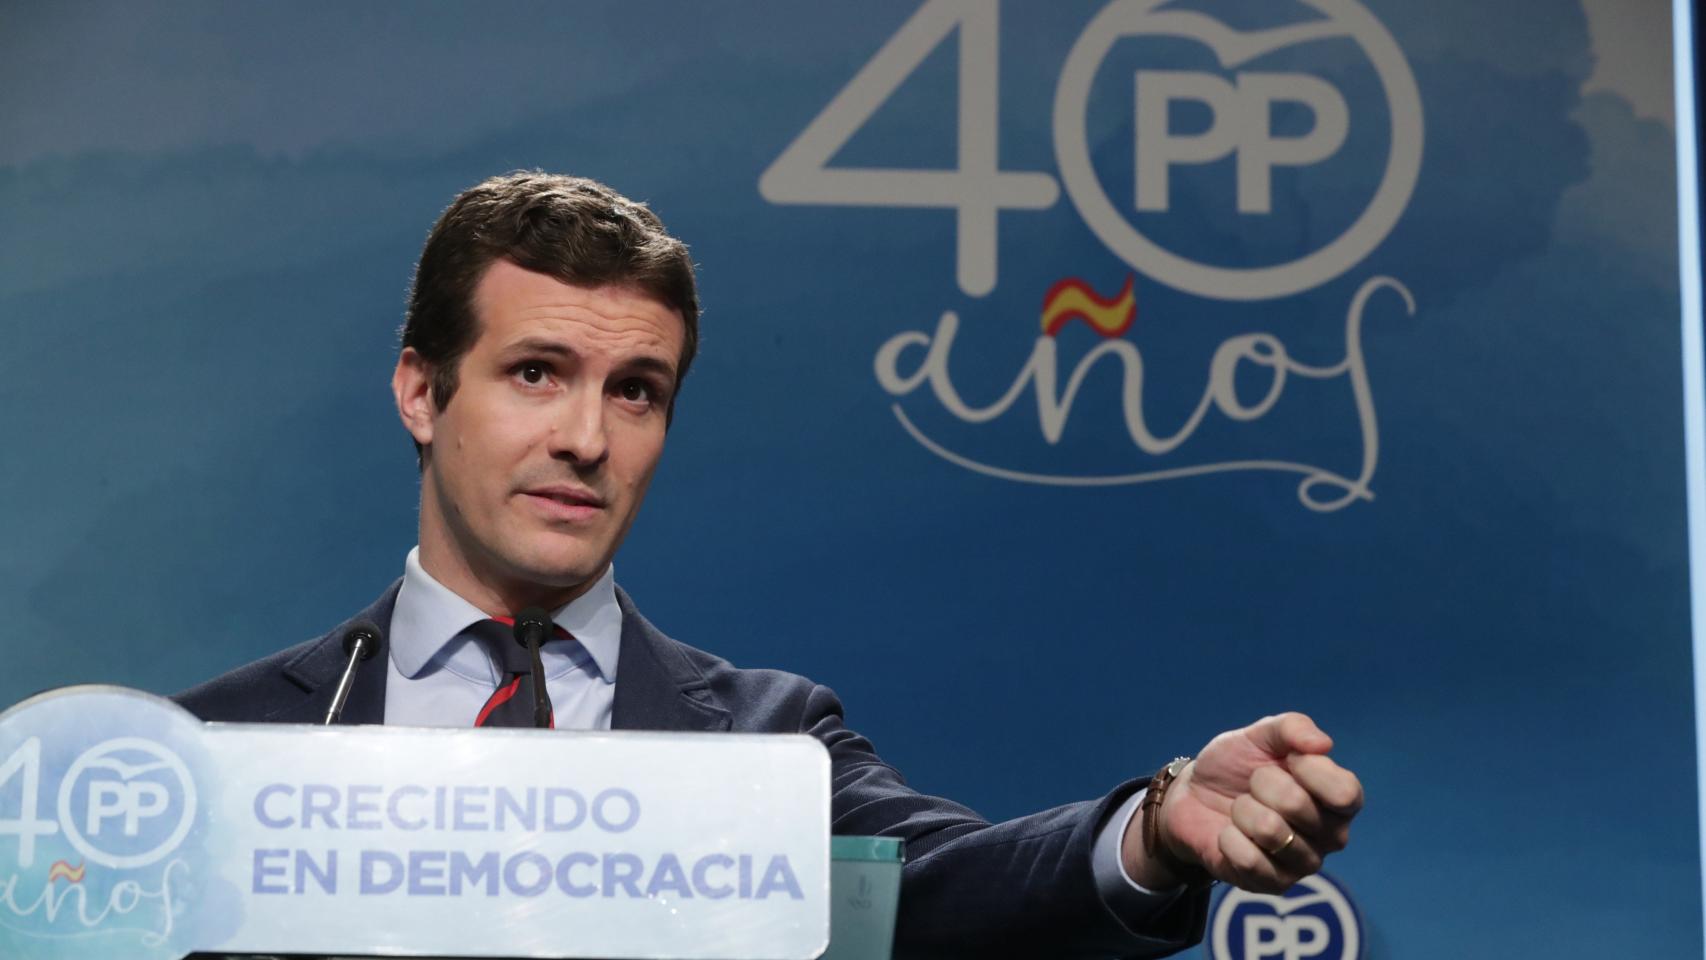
513,608 -> 551,648
341,620 -> 383,660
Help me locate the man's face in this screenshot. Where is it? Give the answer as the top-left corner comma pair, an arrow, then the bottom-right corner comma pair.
394,259 -> 684,610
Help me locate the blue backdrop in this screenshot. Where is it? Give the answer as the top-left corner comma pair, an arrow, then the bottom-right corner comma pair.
1,1 -> 1698,955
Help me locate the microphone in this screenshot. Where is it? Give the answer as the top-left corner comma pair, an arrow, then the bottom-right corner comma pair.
512,608 -> 554,728
323,620 -> 383,725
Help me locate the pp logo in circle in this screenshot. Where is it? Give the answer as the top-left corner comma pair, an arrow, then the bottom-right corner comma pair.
57,737 -> 197,869
1054,0 -> 1423,301
1208,872 -> 1363,960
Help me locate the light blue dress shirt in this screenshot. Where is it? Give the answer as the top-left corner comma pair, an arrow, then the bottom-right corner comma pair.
384,547 -> 620,729
381,547 -> 1183,925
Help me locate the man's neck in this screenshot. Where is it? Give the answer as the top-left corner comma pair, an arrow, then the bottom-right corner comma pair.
415,538 -> 600,617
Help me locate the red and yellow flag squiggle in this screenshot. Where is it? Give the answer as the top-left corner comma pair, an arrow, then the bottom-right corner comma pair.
1041,275 -> 1136,338
48,860 -> 85,884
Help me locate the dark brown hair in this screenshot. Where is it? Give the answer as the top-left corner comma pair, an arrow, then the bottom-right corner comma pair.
401,171 -> 700,424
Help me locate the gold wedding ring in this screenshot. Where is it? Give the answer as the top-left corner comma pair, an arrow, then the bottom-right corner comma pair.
1266,831 -> 1296,857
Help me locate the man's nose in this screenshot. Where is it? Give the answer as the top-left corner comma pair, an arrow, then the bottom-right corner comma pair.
548,385 -> 610,467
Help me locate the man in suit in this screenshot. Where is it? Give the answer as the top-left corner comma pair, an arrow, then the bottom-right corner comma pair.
177,171 -> 1363,959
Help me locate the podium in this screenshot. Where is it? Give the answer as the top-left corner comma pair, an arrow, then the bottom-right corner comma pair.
0,686 -> 900,959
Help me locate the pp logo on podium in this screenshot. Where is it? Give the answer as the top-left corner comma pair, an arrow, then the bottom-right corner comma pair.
61,737 -> 197,869
1207,873 -> 1363,960
0,735 -> 197,870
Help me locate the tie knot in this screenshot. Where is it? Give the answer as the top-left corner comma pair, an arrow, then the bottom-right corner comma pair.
470,618 -> 552,676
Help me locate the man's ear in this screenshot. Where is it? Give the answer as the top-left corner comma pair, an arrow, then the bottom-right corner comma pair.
393,347 -> 436,448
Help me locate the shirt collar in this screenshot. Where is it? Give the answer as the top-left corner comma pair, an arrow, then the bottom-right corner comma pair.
388,546 -> 621,685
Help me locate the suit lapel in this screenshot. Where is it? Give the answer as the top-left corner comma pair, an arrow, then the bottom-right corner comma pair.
610,587 -> 731,733
271,581 -> 400,725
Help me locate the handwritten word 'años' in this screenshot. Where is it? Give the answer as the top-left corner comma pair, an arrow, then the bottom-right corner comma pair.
874,276 -> 1416,512
0,858 -> 187,946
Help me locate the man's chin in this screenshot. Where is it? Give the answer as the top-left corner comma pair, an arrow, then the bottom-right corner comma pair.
504,555 -> 610,595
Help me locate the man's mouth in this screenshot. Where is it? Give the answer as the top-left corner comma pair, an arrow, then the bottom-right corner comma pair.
520,486 -> 607,519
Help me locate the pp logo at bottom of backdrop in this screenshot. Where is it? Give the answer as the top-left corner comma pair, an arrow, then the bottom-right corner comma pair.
1208,873 -> 1362,960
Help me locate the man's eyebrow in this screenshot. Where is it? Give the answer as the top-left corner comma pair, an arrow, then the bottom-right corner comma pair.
621,355 -> 679,383
499,337 -> 678,382
498,337 -> 576,359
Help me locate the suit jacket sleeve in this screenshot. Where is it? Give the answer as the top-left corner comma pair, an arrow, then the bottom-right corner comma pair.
798,684 -> 1209,960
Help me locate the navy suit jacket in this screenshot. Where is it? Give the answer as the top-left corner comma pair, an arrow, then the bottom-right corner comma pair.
174,582 -> 1207,959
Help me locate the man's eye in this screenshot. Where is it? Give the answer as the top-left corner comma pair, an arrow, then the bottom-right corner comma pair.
619,380 -> 652,403
518,362 -> 548,385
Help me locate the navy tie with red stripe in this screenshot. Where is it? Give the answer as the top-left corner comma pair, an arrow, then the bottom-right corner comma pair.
472,617 -> 557,729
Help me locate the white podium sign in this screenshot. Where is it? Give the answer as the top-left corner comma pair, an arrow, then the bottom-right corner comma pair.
0,686 -> 832,960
